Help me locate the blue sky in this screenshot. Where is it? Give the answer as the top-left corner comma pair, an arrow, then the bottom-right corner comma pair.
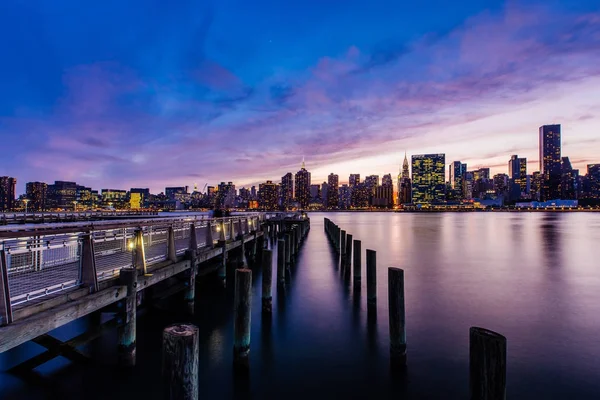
1,0 -> 599,193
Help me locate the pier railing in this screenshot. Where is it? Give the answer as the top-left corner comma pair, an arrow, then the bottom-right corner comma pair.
0,214 -> 265,322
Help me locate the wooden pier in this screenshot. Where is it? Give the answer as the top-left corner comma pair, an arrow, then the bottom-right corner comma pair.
0,212 -> 309,374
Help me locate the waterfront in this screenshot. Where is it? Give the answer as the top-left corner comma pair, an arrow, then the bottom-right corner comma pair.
1,212 -> 600,399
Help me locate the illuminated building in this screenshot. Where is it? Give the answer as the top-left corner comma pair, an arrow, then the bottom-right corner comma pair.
338,184 -> 351,209
258,180 -> 278,210
130,188 -> 150,208
76,186 -> 95,209
411,154 -> 446,204
26,181 -> 47,212
364,175 -> 379,205
48,181 -> 77,210
0,176 -> 17,211
327,174 -> 339,209
101,189 -> 127,209
166,186 -> 189,202
462,172 -> 474,200
130,192 -> 142,209
216,182 -> 236,208
539,124 -> 562,200
449,161 -> 465,192
398,153 -> 412,204
349,174 -> 360,187
508,155 -> 527,195
493,174 -> 509,195
310,184 -> 320,201
281,173 -> 293,210
321,182 -> 328,205
294,159 -> 311,208
586,164 -> 600,199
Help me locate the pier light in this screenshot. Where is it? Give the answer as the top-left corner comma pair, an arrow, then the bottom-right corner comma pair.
128,241 -> 134,250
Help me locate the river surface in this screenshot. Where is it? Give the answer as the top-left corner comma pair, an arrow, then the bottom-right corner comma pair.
1,212 -> 600,399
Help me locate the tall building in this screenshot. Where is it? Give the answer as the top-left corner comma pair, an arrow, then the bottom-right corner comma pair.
327,174 -> 339,209
26,181 -> 48,212
493,174 -> 509,195
411,154 -> 446,204
47,181 -> 77,209
449,161 -> 466,190
364,175 -> 379,205
321,182 -> 329,206
561,157 -> 578,200
166,186 -> 189,201
130,188 -> 150,208
374,174 -> 394,208
76,185 -> 95,209
587,164 -> 600,199
508,155 -> 527,194
281,172 -> 293,210
216,182 -> 236,208
258,180 -> 278,210
338,184 -> 351,209
294,159 -> 311,208
101,189 -> 128,209
0,176 -> 17,211
462,172 -> 474,200
398,153 -> 412,205
539,124 -> 562,200
349,174 -> 360,187
309,184 -> 321,201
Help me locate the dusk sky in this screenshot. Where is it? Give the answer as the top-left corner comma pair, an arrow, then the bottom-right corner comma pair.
1,0 -> 599,194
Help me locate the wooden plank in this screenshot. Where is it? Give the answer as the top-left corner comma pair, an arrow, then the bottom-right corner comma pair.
0,285 -> 127,353
12,288 -> 89,321
136,261 -> 191,292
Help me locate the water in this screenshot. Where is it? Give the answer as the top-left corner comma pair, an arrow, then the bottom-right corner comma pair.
1,212 -> 600,399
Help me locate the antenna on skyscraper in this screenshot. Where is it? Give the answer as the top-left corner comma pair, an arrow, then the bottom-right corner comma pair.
301,156 -> 305,169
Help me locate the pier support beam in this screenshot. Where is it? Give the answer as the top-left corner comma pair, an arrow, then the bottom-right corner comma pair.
469,327 -> 507,400
233,268 -> 252,368
206,222 -> 214,249
388,267 -> 406,368
366,250 -> 377,305
162,324 -> 199,400
277,239 -> 285,286
262,249 -> 273,313
118,268 -> 137,367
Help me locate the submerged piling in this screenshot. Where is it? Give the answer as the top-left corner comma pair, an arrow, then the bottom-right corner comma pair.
353,239 -> 361,282
469,327 -> 507,400
366,250 -> 377,305
233,268 -> 253,368
262,249 -> 273,313
277,239 -> 285,285
162,324 -> 199,400
388,267 -> 406,367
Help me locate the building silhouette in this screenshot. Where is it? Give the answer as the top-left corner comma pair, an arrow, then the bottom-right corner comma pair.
398,153 -> 412,205
0,176 -> 17,211
508,155 -> 527,196
539,124 -> 562,200
216,182 -> 236,208
411,154 -> 446,204
280,172 -> 293,210
294,159 -> 311,209
327,174 -> 339,209
47,181 -> 77,210
560,157 -> 578,200
26,181 -> 47,212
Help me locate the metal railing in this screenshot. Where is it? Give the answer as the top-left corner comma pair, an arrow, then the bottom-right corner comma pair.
0,214 -> 267,321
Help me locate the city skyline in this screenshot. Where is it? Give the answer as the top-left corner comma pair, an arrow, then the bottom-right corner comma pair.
1,1 -> 600,193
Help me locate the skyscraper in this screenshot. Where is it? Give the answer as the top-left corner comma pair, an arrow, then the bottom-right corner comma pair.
398,153 -> 412,205
258,180 -> 278,210
411,154 -> 446,204
295,159 -> 311,208
561,157 -> 578,200
349,174 -> 360,187
47,181 -> 77,209
364,175 -> 379,206
508,155 -> 527,194
281,172 -> 293,210
26,181 -> 48,212
449,161 -> 465,191
0,176 -> 17,211
539,124 -> 561,200
327,173 -> 339,209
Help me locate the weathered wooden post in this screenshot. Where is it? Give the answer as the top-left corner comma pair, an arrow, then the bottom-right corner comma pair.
340,230 -> 346,261
162,324 -> 199,400
184,224 -> 198,314
277,239 -> 285,286
470,327 -> 507,400
0,250 -> 13,326
167,226 -> 177,262
234,268 -> 252,368
206,222 -> 214,249
118,267 -> 137,366
262,249 -> 273,313
345,234 -> 353,269
353,239 -> 361,282
284,234 -> 291,266
366,250 -> 377,305
290,228 -> 296,259
388,267 -> 406,367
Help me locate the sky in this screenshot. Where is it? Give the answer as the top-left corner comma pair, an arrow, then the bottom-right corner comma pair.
1,0 -> 599,194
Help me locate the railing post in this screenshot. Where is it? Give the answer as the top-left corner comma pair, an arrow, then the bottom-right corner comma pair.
0,250 -> 13,326
133,229 -> 147,275
80,233 -> 99,293
118,267 -> 137,366
188,223 -> 198,251
219,220 -> 226,242
167,226 -> 177,262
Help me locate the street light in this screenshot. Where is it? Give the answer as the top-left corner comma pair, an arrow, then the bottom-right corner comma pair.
23,199 -> 30,214
73,200 -> 78,212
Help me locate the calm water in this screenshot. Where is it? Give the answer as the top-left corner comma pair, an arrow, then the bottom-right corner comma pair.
2,212 -> 600,399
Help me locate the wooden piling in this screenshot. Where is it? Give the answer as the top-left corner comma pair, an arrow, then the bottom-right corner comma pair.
469,327 -> 507,400
340,230 -> 346,261
388,267 -> 406,367
217,241 -> 227,285
118,268 -> 137,367
366,250 -> 377,305
353,239 -> 361,281
290,229 -> 296,259
277,239 -> 285,286
234,268 -> 252,367
345,234 -> 353,269
284,234 -> 291,266
162,324 -> 199,400
262,249 -> 273,313
184,249 -> 196,315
